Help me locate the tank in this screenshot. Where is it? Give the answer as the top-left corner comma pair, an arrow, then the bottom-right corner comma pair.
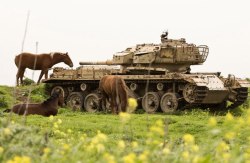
43,32 -> 250,113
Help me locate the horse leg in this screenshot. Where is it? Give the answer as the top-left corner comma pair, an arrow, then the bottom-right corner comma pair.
16,69 -> 20,86
44,69 -> 49,79
110,98 -> 116,114
37,70 -> 45,84
111,98 -> 119,114
16,68 -> 25,85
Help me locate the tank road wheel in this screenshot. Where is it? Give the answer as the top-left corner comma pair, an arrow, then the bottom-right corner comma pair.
51,86 -> 67,98
67,92 -> 84,111
183,84 -> 197,103
142,92 -> 160,113
84,93 -> 101,112
160,93 -> 179,113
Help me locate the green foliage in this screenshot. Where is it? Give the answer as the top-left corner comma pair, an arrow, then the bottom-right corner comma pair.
22,78 -> 35,86
1,109 -> 250,163
0,86 -> 14,109
0,96 -> 8,108
30,84 -> 48,102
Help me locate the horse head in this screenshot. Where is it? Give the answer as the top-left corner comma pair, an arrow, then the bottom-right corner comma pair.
51,89 -> 65,107
59,52 -> 73,67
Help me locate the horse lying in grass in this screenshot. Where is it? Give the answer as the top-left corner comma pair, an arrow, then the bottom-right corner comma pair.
4,90 -> 64,116
99,75 -> 128,114
15,52 -> 74,85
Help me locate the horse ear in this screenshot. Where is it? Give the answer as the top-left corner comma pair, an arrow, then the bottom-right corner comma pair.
66,52 -> 68,55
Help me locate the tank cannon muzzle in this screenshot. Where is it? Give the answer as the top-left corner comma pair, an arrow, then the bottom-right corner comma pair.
79,60 -> 114,65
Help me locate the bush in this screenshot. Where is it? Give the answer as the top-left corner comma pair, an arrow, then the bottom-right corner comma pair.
23,78 -> 35,86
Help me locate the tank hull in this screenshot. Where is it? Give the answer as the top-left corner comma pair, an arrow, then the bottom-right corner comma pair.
43,66 -> 249,113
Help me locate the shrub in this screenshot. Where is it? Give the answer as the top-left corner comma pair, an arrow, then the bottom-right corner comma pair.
23,78 -> 35,86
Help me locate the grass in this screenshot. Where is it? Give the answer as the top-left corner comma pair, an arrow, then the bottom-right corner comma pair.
0,85 -> 250,162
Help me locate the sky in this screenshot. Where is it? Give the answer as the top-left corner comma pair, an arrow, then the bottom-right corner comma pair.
0,0 -> 250,86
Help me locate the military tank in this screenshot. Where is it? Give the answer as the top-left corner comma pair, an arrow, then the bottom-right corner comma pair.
43,32 -> 250,113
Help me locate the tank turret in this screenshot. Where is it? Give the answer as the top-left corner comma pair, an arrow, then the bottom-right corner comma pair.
79,34 -> 209,73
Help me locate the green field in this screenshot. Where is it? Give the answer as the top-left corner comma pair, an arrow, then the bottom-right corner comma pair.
0,85 -> 250,163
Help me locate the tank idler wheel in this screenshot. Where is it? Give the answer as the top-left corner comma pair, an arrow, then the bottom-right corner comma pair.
84,93 -> 101,112
183,84 -> 197,103
67,92 -> 84,111
160,93 -> 179,113
142,92 -> 160,113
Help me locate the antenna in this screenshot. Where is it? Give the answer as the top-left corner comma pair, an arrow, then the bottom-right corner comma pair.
21,11 -> 30,52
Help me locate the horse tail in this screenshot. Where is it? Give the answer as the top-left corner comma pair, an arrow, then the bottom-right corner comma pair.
3,108 -> 11,113
118,78 -> 128,112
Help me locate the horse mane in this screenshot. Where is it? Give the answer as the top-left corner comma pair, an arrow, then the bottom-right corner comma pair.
42,92 -> 60,105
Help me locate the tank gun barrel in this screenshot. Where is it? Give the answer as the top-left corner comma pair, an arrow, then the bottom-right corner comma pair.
79,60 -> 114,65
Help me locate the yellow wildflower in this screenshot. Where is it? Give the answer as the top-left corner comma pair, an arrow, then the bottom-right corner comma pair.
103,153 -> 116,163
3,128 -> 11,136
67,129 -> 72,133
131,141 -> 138,149
7,156 -> 31,163
43,147 -> 51,154
222,152 -> 231,160
96,143 -> 105,153
191,145 -> 199,152
118,140 -> 126,149
224,131 -> 236,141
208,117 -> 217,127
119,112 -> 131,123
54,129 -> 60,134
96,131 -> 108,142
225,112 -> 234,122
123,153 -> 136,163
155,119 -> 164,127
57,119 -> 62,124
183,134 -> 195,145
127,98 -> 138,113
53,123 -> 59,129
182,151 -> 190,160
138,150 -> 149,163
192,156 -> 200,163
0,146 -> 4,154
216,141 -> 230,153
244,152 -> 250,160
162,147 -> 170,155
149,126 -> 164,136
63,144 -> 70,151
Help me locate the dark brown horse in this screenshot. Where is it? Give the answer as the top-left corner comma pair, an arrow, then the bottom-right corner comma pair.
99,75 -> 128,114
15,52 -> 73,85
4,90 -> 64,116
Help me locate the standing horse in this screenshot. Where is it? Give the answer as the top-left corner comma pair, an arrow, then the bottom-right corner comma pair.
4,90 -> 64,116
99,75 -> 128,114
15,52 -> 73,85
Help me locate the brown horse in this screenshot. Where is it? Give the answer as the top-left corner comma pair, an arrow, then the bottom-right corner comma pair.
4,90 -> 64,116
99,75 -> 128,114
15,52 -> 73,85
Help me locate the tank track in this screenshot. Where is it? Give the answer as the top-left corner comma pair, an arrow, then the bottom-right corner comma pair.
227,87 -> 248,109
